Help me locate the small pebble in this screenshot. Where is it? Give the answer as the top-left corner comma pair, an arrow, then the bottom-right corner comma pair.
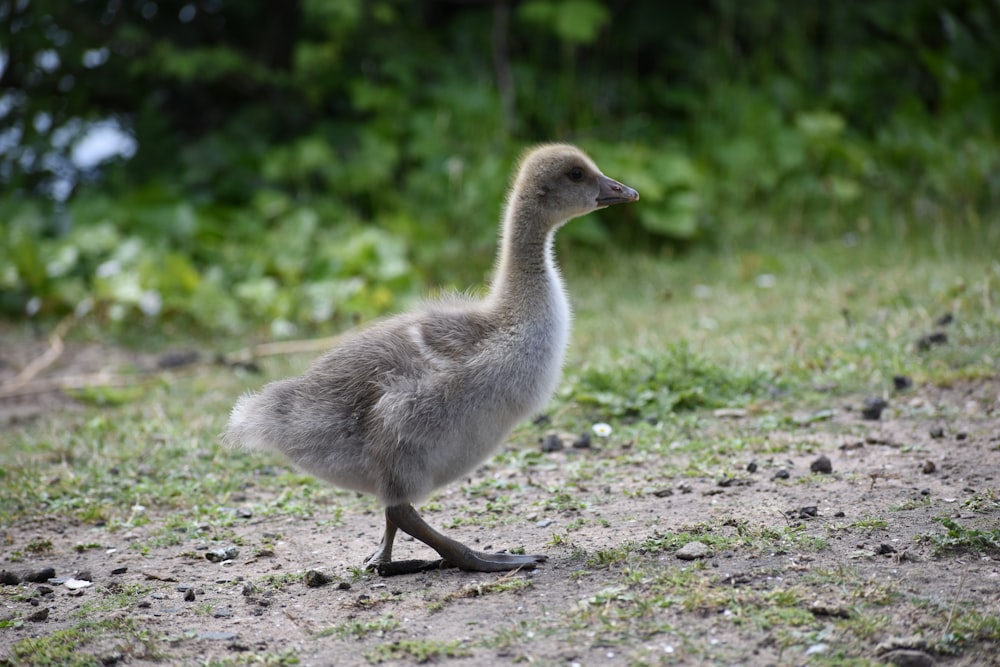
772,469 -> 790,480
746,461 -> 758,473
304,569 -> 332,588
875,544 -> 897,555
572,433 -> 592,449
205,546 -> 239,562
921,461 -> 936,474
676,541 -> 711,560
810,455 -> 833,474
200,631 -> 238,641
892,375 -> 912,391
27,607 -> 49,622
540,433 -> 563,453
111,567 -> 128,575
861,397 -> 888,420
212,607 -> 231,618
956,432 -> 968,441
184,589 -> 196,602
929,426 -> 944,439
882,649 -> 934,667
915,331 -> 947,351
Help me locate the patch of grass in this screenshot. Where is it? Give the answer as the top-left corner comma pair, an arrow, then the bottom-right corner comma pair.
923,517 -> 1000,556
847,516 -> 889,530
6,616 -> 157,666
961,488 -> 1000,513
315,613 -> 399,639
566,343 -> 772,419
364,639 -> 470,664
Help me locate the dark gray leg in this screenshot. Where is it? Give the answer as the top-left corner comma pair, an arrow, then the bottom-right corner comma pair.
364,510 -> 447,576
384,504 -> 546,573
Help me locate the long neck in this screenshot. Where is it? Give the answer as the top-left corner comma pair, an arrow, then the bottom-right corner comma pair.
487,197 -> 568,322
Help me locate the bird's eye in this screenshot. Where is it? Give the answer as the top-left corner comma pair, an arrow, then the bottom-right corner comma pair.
568,167 -> 584,182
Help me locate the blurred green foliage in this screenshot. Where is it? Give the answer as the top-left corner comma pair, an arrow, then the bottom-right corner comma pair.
1,0 -> 998,335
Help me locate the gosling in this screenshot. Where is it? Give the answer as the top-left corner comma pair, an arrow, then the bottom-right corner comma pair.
224,144 -> 639,575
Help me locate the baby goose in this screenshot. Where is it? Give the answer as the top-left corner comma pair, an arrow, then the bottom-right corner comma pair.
225,144 -> 639,575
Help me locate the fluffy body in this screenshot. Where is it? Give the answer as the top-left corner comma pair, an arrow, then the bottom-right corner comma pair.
224,144 -> 638,573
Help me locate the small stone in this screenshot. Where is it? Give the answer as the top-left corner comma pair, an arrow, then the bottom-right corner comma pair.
75,570 -> 93,582
536,519 -> 555,528
675,541 -> 711,560
861,397 -> 888,420
199,631 -> 238,641
241,582 -> 257,597
746,461 -> 758,473
184,589 -> 196,602
64,578 -> 92,590
0,570 -> 21,586
205,546 -> 239,562
24,567 -> 56,584
956,432 -> 968,441
336,581 -> 351,590
540,433 -> 564,453
572,432 -> 592,449
236,508 -> 253,519
304,569 -> 332,588
935,313 -> 954,326
27,607 -> 50,622
929,426 -> 944,439
875,543 -> 897,555
212,607 -> 231,618
920,488 -> 931,496
652,488 -> 674,498
892,375 -> 913,391
110,567 -> 128,575
810,455 -> 833,474
921,461 -> 936,474
772,469 -> 790,480
915,331 -> 947,351
881,649 -> 934,667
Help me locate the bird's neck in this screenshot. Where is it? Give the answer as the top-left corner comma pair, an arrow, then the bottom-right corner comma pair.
487,201 -> 568,323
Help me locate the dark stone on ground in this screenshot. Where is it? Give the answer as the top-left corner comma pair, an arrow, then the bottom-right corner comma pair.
205,546 -> 239,562
572,433 -> 592,449
916,331 -> 947,351
746,461 -> 758,473
861,398 -> 888,420
27,607 -> 50,622
929,426 -> 944,439
921,461 -> 936,474
21,567 -> 57,583
892,375 -> 913,391
184,589 -> 196,602
304,569 -> 333,587
772,469 -> 790,480
876,543 -> 897,555
956,432 -> 968,441
882,649 -> 935,667
540,433 -> 563,452
810,455 -> 833,474
935,313 -> 954,326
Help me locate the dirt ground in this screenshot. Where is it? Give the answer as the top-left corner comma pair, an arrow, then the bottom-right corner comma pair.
1,339 -> 999,666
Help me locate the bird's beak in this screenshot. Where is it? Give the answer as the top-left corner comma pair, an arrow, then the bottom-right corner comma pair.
596,175 -> 640,207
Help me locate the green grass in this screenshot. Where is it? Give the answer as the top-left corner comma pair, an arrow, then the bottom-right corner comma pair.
2,233 -> 998,665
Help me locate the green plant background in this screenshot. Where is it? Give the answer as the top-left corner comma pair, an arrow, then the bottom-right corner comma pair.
2,0 -> 998,337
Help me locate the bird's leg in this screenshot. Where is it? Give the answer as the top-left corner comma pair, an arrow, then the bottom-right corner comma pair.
365,509 -> 447,576
386,503 -> 547,573
363,517 -> 398,571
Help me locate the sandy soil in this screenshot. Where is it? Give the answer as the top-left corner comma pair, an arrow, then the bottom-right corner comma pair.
1,338 -> 998,666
